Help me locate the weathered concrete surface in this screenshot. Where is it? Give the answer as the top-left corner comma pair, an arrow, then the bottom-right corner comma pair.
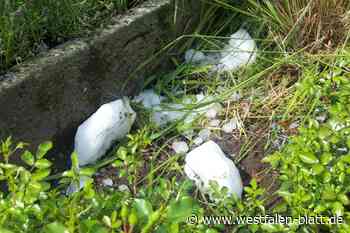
0,0 -> 200,171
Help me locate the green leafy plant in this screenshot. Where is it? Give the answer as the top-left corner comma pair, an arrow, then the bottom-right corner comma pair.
264,59 -> 350,232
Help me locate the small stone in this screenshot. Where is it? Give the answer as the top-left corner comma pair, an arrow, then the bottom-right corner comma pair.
102,178 -> 113,187
172,141 -> 189,154
222,118 -> 238,133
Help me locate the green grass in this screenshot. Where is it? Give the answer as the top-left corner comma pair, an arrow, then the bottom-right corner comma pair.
0,0 -> 139,74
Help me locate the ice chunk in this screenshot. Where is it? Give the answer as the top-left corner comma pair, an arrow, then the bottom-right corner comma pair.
184,141 -> 243,198
222,118 -> 239,133
118,184 -> 130,192
316,114 -> 327,123
184,28 -> 257,73
205,103 -> 222,119
198,129 -> 211,141
209,119 -> 221,127
102,178 -> 113,187
66,176 -> 90,195
193,137 -> 204,145
151,102 -> 198,127
143,93 -> 222,128
75,98 -> 136,166
216,29 -> 257,71
134,89 -> 164,108
289,121 -> 299,129
185,49 -> 207,64
172,141 -> 189,154
230,92 -> 241,102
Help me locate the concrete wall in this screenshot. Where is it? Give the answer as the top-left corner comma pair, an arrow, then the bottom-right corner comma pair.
0,0 -> 200,170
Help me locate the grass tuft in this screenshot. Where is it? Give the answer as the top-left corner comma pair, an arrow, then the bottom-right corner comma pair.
247,0 -> 350,52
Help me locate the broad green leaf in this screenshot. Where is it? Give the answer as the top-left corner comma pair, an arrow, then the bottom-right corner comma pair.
36,141 -> 53,159
341,155 -> 350,163
312,164 -> 324,175
260,224 -> 280,232
321,153 -> 333,165
169,223 -> 179,233
0,228 -> 14,233
299,152 -> 319,164
62,170 -> 74,178
21,150 -> 34,166
318,126 -> 332,139
338,194 -> 350,205
43,222 -> 69,233
71,152 -> 79,169
32,168 -> 51,181
133,199 -> 153,224
262,153 -> 280,167
323,171 -> 332,183
81,220 -> 107,233
102,216 -> 111,227
80,167 -> 96,177
166,196 -> 193,223
332,202 -> 344,216
128,209 -> 138,226
205,229 -> 219,233
35,159 -> 52,169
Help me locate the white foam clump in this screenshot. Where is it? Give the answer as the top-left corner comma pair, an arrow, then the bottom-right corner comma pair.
184,141 -> 243,199
75,98 -> 136,166
172,141 -> 189,154
184,28 -> 257,72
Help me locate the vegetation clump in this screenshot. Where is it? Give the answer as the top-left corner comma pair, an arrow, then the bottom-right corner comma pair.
0,0 -> 139,73
247,0 -> 350,52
